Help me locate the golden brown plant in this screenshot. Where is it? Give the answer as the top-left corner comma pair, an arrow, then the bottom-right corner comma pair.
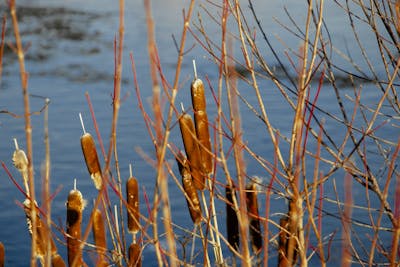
66,185 -> 86,267
190,64 -> 213,175
0,242 -> 4,267
92,208 -> 108,266
126,174 -> 140,234
226,185 -> 240,253
178,110 -> 205,190
245,182 -> 262,254
79,113 -> 102,190
128,243 -> 142,267
176,153 -> 202,224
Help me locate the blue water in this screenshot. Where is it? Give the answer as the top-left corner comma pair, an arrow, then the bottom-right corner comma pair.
0,0 -> 398,266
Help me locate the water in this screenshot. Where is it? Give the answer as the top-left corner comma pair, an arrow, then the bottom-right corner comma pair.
0,0 -> 398,266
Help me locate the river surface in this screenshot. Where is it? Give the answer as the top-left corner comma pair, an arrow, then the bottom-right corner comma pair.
0,0 -> 398,266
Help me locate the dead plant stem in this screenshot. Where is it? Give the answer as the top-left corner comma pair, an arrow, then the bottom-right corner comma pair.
9,1 -> 37,265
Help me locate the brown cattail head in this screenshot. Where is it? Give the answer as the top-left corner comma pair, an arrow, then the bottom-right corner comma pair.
179,112 -> 205,190
396,0 -> 400,35
126,176 -> 140,234
246,182 -> 262,254
0,242 -> 4,267
129,243 -> 142,267
66,188 -> 85,266
225,185 -> 239,252
80,132 -> 102,190
176,153 -> 202,224
286,198 -> 299,265
92,208 -> 107,264
51,254 -> 66,267
191,78 -> 213,174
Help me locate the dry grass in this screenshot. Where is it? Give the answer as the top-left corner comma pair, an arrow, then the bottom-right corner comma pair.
0,0 -> 399,266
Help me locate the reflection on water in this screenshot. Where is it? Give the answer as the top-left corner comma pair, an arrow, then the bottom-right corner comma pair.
0,0 -> 397,265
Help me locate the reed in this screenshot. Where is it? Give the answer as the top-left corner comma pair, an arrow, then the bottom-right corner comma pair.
3,0 -> 400,266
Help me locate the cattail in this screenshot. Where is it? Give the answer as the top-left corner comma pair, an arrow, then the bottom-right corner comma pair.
176,152 -> 202,224
286,198 -> 299,265
12,138 -> 29,195
79,113 -> 102,190
51,254 -> 66,267
126,166 -> 140,234
191,61 -> 213,174
246,182 -> 262,254
66,182 -> 85,267
128,243 -> 142,267
92,208 -> 108,266
225,185 -> 239,252
395,0 -> 400,34
179,107 -> 205,190
22,199 -> 66,266
0,242 -> 4,267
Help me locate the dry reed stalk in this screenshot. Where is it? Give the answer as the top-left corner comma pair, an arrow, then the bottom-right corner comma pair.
0,242 -> 4,267
225,185 -> 239,252
179,109 -> 205,190
0,15 -> 5,84
92,208 -> 108,266
79,113 -> 102,190
142,0 -> 196,264
9,2 -> 37,264
191,61 -> 213,175
341,174 -> 353,267
66,184 -> 86,267
391,171 -> 400,266
219,3 -> 250,265
126,173 -> 140,234
245,182 -> 262,254
42,96 -> 52,267
128,243 -> 142,267
176,153 -> 202,224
